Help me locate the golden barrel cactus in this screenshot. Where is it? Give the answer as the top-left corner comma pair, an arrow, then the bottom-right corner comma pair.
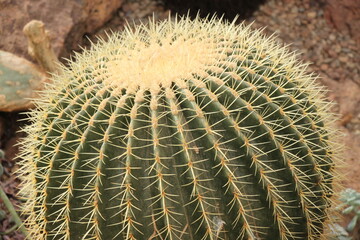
18,16 -> 341,240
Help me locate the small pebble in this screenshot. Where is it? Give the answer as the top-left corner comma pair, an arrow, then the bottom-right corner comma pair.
307,11 -> 317,18
339,56 -> 348,63
329,34 -> 336,41
320,64 -> 328,71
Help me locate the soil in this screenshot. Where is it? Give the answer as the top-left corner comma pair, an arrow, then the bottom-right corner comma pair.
0,0 -> 359,239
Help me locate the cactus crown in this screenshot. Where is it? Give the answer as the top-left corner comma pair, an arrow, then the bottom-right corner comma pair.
18,16 -> 342,240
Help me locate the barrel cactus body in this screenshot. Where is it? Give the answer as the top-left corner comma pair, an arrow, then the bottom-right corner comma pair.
19,16 -> 341,240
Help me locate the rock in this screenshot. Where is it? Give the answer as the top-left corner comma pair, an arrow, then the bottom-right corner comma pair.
329,34 -> 336,41
290,6 -> 298,13
0,50 -> 48,112
320,63 -> 328,71
324,0 -> 360,44
307,11 -> 317,19
0,0 -> 124,62
339,56 -> 348,63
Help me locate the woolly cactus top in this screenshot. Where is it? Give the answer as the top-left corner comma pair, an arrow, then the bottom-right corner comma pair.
18,16 -> 342,240
72,17 -> 236,94
48,16 -> 290,96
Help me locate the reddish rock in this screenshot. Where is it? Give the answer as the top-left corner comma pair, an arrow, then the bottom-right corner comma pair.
0,0 -> 124,62
324,0 -> 360,44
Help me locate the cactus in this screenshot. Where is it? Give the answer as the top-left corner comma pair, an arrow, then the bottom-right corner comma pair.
18,16 -> 341,240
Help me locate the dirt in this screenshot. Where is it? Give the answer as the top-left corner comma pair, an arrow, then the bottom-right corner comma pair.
0,0 -> 359,239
